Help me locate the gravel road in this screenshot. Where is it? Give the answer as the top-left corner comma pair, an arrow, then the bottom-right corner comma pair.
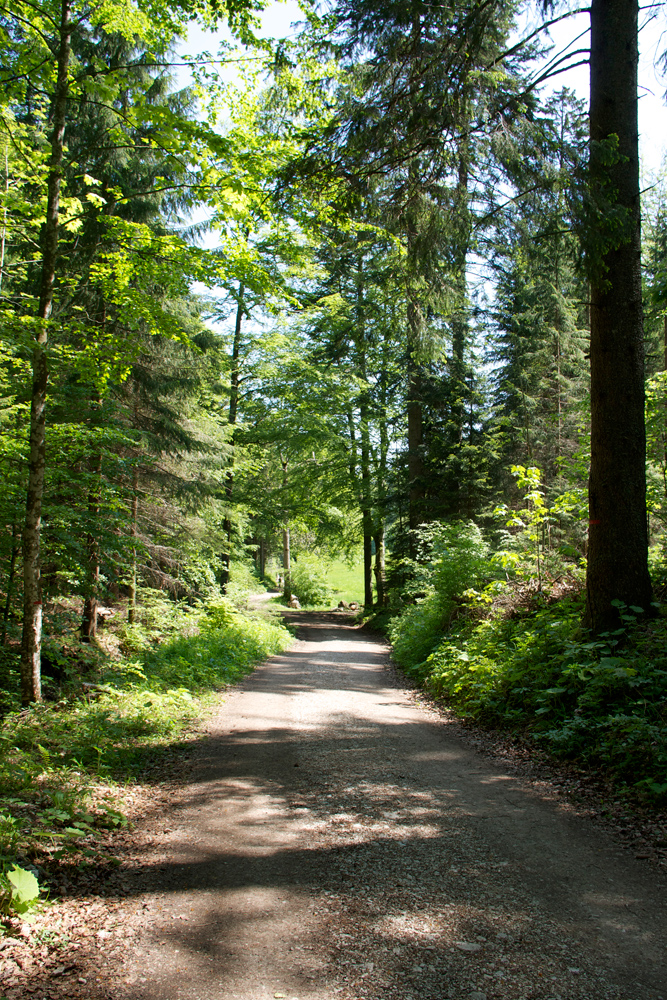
115,612 -> 667,1000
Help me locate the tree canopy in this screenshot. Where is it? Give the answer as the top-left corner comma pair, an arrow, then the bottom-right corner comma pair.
0,0 -> 665,704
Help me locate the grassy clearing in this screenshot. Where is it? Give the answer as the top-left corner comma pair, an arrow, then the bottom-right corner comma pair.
265,551 -> 365,608
0,589 -> 292,871
324,555 -> 365,605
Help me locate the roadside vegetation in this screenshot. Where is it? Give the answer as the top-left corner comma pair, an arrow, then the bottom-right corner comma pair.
2,0 -> 667,918
267,554 -> 364,609
382,513 -> 667,807
0,578 -> 291,916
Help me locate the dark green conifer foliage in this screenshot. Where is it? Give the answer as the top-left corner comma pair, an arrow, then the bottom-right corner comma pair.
488,91 -> 589,485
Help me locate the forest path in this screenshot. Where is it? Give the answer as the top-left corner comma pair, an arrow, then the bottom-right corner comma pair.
117,612 -> 667,1000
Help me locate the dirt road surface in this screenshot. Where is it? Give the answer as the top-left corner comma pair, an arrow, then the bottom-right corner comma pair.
111,612 -> 667,1000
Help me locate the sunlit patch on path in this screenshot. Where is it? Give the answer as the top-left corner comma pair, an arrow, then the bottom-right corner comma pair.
104,612 -> 665,1000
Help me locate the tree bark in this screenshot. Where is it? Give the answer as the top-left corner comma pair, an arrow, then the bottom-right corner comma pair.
407,299 -> 425,540
451,154 -> 469,451
281,452 -> 291,601
363,530 -> 373,608
221,282 -> 244,592
373,526 -> 385,608
81,452 -> 101,641
20,0 -> 72,704
360,410 -> 374,607
1,524 -> 19,646
282,525 -> 291,601
0,144 -> 7,295
128,465 -> 138,623
585,0 -> 653,631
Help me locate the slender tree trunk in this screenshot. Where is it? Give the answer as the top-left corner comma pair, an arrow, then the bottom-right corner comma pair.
128,465 -> 138,624
280,453 -> 291,601
355,259 -> 374,608
373,526 -> 385,608
221,282 -> 244,592
0,144 -> 7,295
362,528 -> 373,607
663,314 -> 667,475
451,154 -> 469,449
585,0 -> 652,631
282,525 -> 291,601
360,413 -> 374,607
1,524 -> 19,646
81,452 -> 101,641
405,16 -> 426,543
374,326 -> 390,608
406,299 -> 424,538
21,0 -> 72,704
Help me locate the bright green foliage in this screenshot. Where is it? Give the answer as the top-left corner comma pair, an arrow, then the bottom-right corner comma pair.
0,595 -> 291,857
410,593 -> 667,799
289,557 -> 332,607
0,863 -> 41,918
389,522 -> 490,670
4,864 -> 40,915
493,465 -> 586,586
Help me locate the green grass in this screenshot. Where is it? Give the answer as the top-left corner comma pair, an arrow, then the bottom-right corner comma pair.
0,591 -> 293,864
323,554 -> 365,605
265,551 -> 365,608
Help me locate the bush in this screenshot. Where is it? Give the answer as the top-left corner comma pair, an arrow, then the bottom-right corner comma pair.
0,596 -> 293,860
289,557 -> 332,607
417,591 -> 667,799
389,521 -> 491,670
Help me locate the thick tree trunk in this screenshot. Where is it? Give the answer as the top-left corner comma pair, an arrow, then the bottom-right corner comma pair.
21,0 -> 71,704
221,283 -> 244,592
585,0 -> 652,631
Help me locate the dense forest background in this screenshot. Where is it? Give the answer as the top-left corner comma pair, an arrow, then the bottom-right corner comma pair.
2,0 -> 667,827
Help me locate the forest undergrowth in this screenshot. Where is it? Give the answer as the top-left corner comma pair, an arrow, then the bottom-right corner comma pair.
0,583 -> 291,915
382,522 -> 667,808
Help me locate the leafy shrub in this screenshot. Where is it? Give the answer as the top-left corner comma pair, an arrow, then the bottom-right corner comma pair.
389,521 -> 491,670
493,466 -> 586,586
0,813 -> 21,856
115,588 -> 201,654
225,561 -> 265,608
416,590 -> 667,799
0,596 -> 293,860
289,557 -> 332,607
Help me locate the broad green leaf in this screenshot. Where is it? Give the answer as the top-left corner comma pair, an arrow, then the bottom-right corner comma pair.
7,866 -> 39,905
